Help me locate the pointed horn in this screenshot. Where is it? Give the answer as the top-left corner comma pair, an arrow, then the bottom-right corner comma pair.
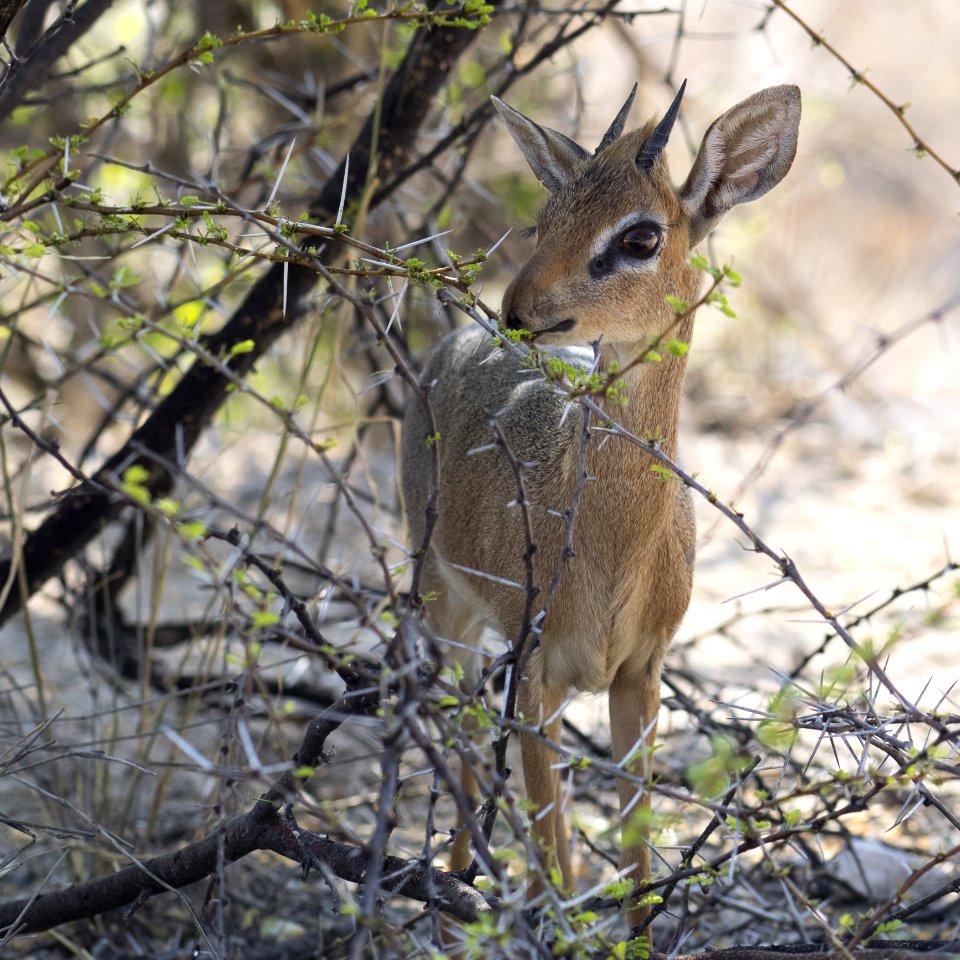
595,83 -> 638,154
636,79 -> 687,170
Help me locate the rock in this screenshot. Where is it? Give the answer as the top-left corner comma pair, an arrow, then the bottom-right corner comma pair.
823,838 -> 951,904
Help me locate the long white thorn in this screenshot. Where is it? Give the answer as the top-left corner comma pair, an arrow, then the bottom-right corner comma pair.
264,137 -> 296,210
393,229 -> 453,253
336,153 -> 350,227
386,280 -> 408,334
130,220 -> 177,249
486,226 -> 512,258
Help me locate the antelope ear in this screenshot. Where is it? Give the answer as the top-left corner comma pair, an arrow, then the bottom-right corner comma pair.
491,96 -> 589,193
681,85 -> 801,246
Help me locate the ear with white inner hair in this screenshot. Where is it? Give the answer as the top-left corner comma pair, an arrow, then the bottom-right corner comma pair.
680,85 -> 801,246
491,96 -> 589,194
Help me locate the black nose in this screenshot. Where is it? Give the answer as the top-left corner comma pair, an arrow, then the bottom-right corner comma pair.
505,313 -> 525,330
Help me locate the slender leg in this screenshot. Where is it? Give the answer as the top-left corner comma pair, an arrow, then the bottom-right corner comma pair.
450,712 -> 480,873
608,664 -> 661,930
446,617 -> 488,875
424,569 -> 490,948
421,560 -> 488,874
517,660 -> 573,895
553,765 -> 573,887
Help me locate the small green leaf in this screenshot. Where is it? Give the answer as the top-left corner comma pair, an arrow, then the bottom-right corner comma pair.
176,520 -> 207,540
155,497 -> 180,517
123,464 -> 150,485
664,294 -> 689,313
604,877 -> 635,901
251,610 -> 280,629
229,339 -> 255,356
182,554 -> 207,573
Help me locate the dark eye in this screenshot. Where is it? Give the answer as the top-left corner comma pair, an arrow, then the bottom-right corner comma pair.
620,225 -> 661,259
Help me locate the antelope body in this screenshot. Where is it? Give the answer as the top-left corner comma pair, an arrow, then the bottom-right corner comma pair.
401,82 -> 800,926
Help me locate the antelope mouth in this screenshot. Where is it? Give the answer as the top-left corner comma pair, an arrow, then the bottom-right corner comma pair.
534,318 -> 576,338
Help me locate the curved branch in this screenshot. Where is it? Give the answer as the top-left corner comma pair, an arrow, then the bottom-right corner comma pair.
0,678 -> 493,936
0,813 -> 492,936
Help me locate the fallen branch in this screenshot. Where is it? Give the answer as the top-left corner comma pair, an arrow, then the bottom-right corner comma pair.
0,680 -> 493,937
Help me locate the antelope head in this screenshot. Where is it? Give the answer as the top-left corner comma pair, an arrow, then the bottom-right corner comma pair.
491,83 -> 801,348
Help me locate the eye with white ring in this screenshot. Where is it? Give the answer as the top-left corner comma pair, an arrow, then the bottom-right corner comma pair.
619,224 -> 661,259
589,218 -> 665,278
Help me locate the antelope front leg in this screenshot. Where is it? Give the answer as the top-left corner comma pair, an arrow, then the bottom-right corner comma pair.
609,666 -> 661,931
451,711 -> 480,874
517,669 -> 573,899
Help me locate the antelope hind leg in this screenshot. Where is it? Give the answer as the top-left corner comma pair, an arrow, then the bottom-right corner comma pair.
608,666 -> 661,932
518,665 -> 574,900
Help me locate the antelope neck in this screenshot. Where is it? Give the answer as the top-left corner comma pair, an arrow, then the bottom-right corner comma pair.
596,328 -> 691,458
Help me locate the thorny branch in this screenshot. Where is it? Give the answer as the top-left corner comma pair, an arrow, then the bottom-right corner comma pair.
769,0 -> 960,186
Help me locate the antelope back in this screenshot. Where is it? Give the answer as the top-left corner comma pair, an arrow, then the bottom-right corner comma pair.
492,84 -> 801,348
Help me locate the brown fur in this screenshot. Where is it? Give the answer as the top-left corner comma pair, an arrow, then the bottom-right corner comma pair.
401,84 -> 800,931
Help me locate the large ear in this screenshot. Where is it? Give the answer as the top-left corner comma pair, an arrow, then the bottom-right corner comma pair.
680,85 -> 801,246
491,96 -> 589,193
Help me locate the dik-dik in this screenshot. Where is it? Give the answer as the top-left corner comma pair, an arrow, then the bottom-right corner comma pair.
402,83 -> 800,924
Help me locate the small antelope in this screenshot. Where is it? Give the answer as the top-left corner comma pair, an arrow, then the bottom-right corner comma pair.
402,83 -> 800,925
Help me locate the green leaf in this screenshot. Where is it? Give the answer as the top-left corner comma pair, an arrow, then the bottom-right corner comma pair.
195,31 -> 223,51
182,554 -> 207,573
176,520 -> 207,540
155,497 -> 180,517
251,610 -> 280,629
122,464 -> 150,485
604,877 -> 635,901
229,339 -> 255,356
686,734 -> 749,798
664,294 -> 689,313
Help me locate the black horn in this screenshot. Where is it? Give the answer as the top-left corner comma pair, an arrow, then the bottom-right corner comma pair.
595,83 -> 638,153
636,79 -> 686,170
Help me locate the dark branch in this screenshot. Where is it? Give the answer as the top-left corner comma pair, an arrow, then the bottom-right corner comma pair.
0,0 -> 116,124
0,0 -> 27,43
